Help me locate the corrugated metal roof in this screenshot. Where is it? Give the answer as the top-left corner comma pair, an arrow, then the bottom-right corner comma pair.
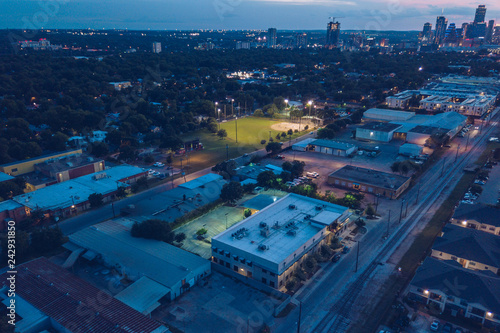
0,257 -> 167,333
178,173 -> 222,190
69,219 -> 210,289
115,277 -> 170,315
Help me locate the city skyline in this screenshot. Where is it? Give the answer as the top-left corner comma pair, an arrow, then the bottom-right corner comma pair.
0,0 -> 499,31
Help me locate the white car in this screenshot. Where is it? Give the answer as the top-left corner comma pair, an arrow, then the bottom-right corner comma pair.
306,172 -> 319,178
430,319 -> 440,331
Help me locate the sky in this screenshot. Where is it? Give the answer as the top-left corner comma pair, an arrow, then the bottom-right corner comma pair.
0,0 -> 499,31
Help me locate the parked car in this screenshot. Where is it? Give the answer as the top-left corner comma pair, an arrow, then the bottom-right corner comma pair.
331,254 -> 341,263
443,144 -> 451,148
430,319 -> 440,331
342,246 -> 350,254
275,155 -> 285,159
441,322 -> 453,333
306,171 -> 319,178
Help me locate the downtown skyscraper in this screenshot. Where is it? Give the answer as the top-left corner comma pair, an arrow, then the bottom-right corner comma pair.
267,28 -> 277,48
326,19 -> 340,48
434,16 -> 448,44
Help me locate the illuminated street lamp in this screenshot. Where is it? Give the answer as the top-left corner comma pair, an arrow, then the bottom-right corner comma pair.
307,100 -> 313,117
214,101 -> 218,118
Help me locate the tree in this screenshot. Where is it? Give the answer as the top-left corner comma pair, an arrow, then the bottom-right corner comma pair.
317,128 -> 336,139
220,182 -> 244,204
89,142 -> 109,157
119,145 -> 137,161
207,122 -> 218,133
290,160 -> 305,178
30,226 -> 65,254
160,136 -> 184,151
144,154 -> 155,164
254,109 -> 264,117
266,142 -> 282,154
390,161 -> 401,173
88,193 -> 104,208
115,186 -> 127,198
470,184 -> 483,195
244,208 -> 252,218
174,232 -> 186,243
131,219 -> 175,243
47,132 -> 69,151
260,139 -> 266,145
217,129 -> 228,140
287,129 -> 293,136
257,170 -> 277,187
365,204 -> 376,218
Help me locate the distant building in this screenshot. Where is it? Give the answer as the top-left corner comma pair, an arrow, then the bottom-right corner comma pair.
328,165 -> 411,199
24,154 -> 105,191
386,91 -> 417,109
236,41 -> 251,49
431,224 -> 500,275
405,257 -> 500,328
0,200 -> 27,231
13,165 -> 146,219
211,193 -> 350,289
434,16 -> 448,44
295,33 -> 307,48
450,203 -> 500,236
474,5 -> 487,24
0,257 -> 169,333
419,22 -> 433,43
267,28 -> 277,48
486,20 -> 495,42
355,122 -> 402,142
109,81 -> 132,91
67,218 -> 211,302
326,19 -> 341,48
152,42 -> 162,53
0,149 -> 83,176
307,139 -> 358,157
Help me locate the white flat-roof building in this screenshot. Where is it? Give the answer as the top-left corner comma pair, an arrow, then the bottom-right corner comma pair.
386,91 -> 417,109
211,194 -> 350,290
363,108 -> 415,122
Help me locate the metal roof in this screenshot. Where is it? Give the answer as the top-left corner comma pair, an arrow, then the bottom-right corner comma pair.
0,172 -> 14,183
68,219 -> 210,289
452,203 -> 500,228
0,257 -> 167,333
178,173 -> 222,190
329,165 -> 411,190
115,277 -> 170,315
311,139 -> 357,150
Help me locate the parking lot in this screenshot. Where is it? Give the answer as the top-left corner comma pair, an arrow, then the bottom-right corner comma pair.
156,272 -> 282,333
477,162 -> 500,205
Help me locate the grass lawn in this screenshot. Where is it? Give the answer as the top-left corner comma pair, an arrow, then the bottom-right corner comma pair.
178,117 -> 310,173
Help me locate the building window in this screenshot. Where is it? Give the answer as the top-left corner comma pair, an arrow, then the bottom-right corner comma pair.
270,281 -> 275,288
270,272 -> 275,277
233,265 -> 238,272
219,260 -> 225,266
262,278 -> 267,284
279,281 -> 283,287
226,262 -> 230,268
213,258 -> 218,263
247,261 -> 252,267
469,262 -> 476,266
451,256 -> 457,261
262,268 -> 267,274
12,168 -> 18,172
225,252 -> 230,258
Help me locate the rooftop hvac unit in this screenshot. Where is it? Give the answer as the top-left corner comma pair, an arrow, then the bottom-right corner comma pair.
258,244 -> 268,251
315,205 -> 323,211
260,228 -> 270,238
288,204 -> 296,210
259,222 -> 267,228
287,230 -> 297,236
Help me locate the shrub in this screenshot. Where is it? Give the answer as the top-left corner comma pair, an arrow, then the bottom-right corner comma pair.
174,232 -> 186,243
304,125 -> 309,130
260,139 -> 267,145
244,208 -> 252,218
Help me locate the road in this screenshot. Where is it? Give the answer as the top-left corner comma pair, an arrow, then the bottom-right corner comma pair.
269,112 -> 499,333
58,131 -> 317,235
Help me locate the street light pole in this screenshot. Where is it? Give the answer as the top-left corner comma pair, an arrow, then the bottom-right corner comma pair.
455,144 -> 460,162
235,117 -> 238,143
440,157 -> 446,177
355,241 -> 360,273
386,210 -> 391,238
415,181 -> 420,204
398,199 -> 405,223
214,101 -> 218,118
297,301 -> 302,333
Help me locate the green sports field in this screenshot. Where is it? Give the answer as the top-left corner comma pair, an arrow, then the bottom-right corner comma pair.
178,117 -> 310,173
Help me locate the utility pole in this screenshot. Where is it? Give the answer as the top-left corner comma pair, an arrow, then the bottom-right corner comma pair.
455,144 -> 460,162
214,101 -> 218,118
398,199 -> 405,224
226,144 -> 229,161
415,181 -> 420,204
297,301 -> 302,333
355,241 -> 360,273
465,131 -> 470,151
404,199 -> 409,218
235,117 -> 238,143
440,157 -> 446,177
386,210 -> 391,237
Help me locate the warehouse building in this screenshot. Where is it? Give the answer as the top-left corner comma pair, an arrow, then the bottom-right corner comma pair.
363,108 -> 415,122
0,149 -> 83,176
355,122 -> 402,142
13,165 -> 146,219
328,165 -> 411,199
211,194 -> 350,290
308,139 -> 358,157
399,143 -> 423,157
0,257 -> 168,333
67,218 -> 211,304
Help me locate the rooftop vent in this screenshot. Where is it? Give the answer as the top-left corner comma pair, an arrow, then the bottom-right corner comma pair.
259,222 -> 267,228
258,244 -> 269,251
288,204 -> 296,210
260,227 -> 270,238
315,205 -> 323,211
287,230 -> 297,236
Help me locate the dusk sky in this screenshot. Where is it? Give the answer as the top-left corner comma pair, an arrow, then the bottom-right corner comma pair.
1,0 -> 499,31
